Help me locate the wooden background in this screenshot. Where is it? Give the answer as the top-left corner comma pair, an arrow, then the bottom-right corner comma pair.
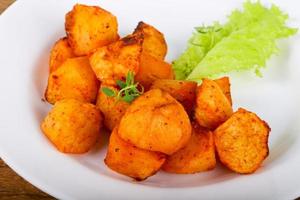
0,1 -> 299,200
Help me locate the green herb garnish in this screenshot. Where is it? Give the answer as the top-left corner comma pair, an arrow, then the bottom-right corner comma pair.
101,71 -> 144,103
101,87 -> 116,97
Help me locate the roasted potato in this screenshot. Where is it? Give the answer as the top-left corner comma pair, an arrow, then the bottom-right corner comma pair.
96,85 -> 130,131
133,21 -> 167,60
49,37 -> 75,72
105,126 -> 166,181
45,57 -> 99,104
214,76 -> 232,105
162,122 -> 216,173
135,52 -> 174,90
65,4 -> 119,56
150,79 -> 197,115
195,78 -> 233,129
89,34 -> 143,85
118,89 -> 192,155
41,99 -> 102,153
214,108 -> 270,174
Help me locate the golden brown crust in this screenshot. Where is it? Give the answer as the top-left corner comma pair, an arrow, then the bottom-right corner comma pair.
118,89 -> 192,155
135,52 -> 174,90
41,99 -> 102,153
89,34 -> 143,86
133,21 -> 167,60
45,57 -> 99,104
214,76 -> 232,105
104,126 -> 166,180
162,122 -> 216,174
96,85 -> 130,131
121,33 -> 144,46
65,4 -> 119,56
214,108 -> 270,174
195,78 -> 233,129
150,79 -> 197,116
49,37 -> 75,72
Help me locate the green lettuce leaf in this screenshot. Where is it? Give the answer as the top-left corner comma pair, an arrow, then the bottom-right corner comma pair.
172,22 -> 230,79
172,1 -> 297,80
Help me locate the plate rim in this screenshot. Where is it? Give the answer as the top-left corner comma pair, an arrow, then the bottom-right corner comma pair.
0,0 -> 300,199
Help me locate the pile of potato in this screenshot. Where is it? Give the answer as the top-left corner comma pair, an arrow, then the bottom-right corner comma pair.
41,4 -> 270,181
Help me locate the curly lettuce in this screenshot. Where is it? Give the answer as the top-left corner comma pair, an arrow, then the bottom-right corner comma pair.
172,1 -> 297,80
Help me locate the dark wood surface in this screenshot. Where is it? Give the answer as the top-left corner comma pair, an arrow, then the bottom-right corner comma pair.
0,1 -> 299,200
0,2 -> 54,200
0,0 -> 14,13
0,159 -> 54,200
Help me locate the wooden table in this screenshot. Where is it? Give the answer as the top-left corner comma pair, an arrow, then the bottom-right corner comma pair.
0,1 -> 299,200
0,2 -> 53,200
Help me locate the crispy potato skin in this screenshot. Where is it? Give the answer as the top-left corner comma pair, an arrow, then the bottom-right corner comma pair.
105,126 -> 166,181
96,85 -> 130,131
41,99 -> 102,153
162,122 -> 216,173
150,79 -> 197,115
214,77 -> 232,105
49,37 -> 75,72
45,57 -> 99,104
118,89 -> 192,155
195,78 -> 233,130
89,34 -> 143,85
214,108 -> 270,174
135,52 -> 174,90
134,21 -> 167,60
65,4 -> 119,56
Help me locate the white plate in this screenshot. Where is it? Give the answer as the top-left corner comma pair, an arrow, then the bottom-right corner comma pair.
0,0 -> 300,199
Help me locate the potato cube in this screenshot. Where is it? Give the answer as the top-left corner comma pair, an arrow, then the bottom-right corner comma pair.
89,34 -> 143,85
45,57 -> 99,104
214,108 -> 270,174
150,79 -> 197,115
195,78 -> 233,129
134,21 -> 167,60
49,37 -> 75,72
135,52 -> 174,90
41,99 -> 102,153
162,122 -> 216,173
105,126 -> 166,181
65,4 -> 119,56
214,76 -> 232,105
118,89 -> 191,155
